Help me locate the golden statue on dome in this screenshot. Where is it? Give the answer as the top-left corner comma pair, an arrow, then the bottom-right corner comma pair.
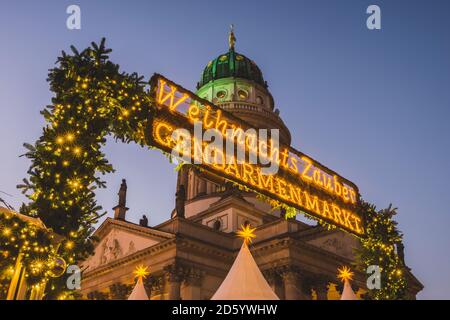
229,24 -> 236,50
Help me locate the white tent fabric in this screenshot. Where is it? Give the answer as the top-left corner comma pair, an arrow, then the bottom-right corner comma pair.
211,242 -> 279,300
128,277 -> 149,300
340,279 -> 358,300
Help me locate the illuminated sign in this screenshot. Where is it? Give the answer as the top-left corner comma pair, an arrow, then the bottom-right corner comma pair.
147,74 -> 364,236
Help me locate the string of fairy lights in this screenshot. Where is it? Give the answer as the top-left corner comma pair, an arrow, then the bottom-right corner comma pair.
0,39 -> 407,299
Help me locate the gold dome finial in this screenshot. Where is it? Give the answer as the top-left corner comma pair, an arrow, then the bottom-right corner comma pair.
229,24 -> 236,50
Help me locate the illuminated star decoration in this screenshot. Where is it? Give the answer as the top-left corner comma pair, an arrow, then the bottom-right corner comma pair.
133,265 -> 150,279
337,266 -> 354,282
236,224 -> 256,244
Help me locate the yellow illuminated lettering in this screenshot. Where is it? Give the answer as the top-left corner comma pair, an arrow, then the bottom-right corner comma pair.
214,110 -> 229,135
157,82 -> 189,112
203,106 -> 215,129
280,148 -> 289,169
225,161 -> 241,179
276,178 -> 288,200
242,163 -> 256,185
331,204 -> 345,225
313,169 -> 323,186
188,104 -> 200,122
349,189 -> 356,204
154,122 -> 173,147
257,168 -> 275,193
289,156 -> 298,174
301,157 -> 313,181
342,186 -> 349,201
323,173 -> 332,191
322,201 -> 333,219
304,192 -> 320,214
333,176 -> 342,197
341,209 -> 354,230
352,216 -> 363,234
288,184 -> 303,206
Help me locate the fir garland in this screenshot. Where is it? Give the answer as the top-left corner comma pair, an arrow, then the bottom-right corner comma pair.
0,209 -> 59,299
17,39 -> 153,298
354,201 -> 407,299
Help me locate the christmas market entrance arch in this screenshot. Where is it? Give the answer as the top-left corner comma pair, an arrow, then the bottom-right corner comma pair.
15,39 -> 407,299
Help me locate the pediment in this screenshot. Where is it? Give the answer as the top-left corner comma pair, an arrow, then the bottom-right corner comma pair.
306,230 -> 359,260
82,219 -> 172,272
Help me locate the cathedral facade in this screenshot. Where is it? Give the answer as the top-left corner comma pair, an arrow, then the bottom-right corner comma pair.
80,35 -> 423,300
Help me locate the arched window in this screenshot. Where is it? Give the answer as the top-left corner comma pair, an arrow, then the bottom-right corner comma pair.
256,96 -> 264,105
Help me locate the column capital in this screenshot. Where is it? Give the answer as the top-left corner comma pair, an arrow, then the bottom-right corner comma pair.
164,263 -> 185,283
184,267 -> 204,287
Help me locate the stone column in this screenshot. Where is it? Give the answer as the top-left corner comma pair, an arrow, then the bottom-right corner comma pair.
169,275 -> 182,300
265,271 -> 284,300
183,270 -> 203,300
282,270 -> 301,300
188,170 -> 195,200
165,264 -> 184,300
198,178 -> 207,196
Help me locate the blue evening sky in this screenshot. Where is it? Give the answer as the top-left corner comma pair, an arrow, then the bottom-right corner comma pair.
0,0 -> 449,299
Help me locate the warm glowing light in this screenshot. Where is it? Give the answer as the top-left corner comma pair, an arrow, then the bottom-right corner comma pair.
151,115 -> 364,235
66,133 -> 75,142
236,224 -> 256,244
150,75 -> 363,236
155,76 -> 358,204
73,147 -> 81,155
2,228 -> 11,236
65,241 -> 74,250
337,266 -> 354,282
133,265 -> 150,279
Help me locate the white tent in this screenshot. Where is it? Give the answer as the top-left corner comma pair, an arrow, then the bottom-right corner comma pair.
211,242 -> 279,300
128,277 -> 149,300
340,279 -> 358,300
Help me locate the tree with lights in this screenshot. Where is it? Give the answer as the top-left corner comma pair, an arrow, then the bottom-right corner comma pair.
16,38 -> 153,298
354,201 -> 407,300
0,207 -> 64,299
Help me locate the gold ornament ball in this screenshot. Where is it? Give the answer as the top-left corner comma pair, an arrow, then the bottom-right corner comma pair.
47,256 -> 67,278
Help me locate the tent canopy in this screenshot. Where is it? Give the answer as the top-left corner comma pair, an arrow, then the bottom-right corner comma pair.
128,277 -> 149,300
340,279 -> 358,300
211,242 -> 279,300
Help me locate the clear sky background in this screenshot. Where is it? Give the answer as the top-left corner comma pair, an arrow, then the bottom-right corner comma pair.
1,0 -> 449,299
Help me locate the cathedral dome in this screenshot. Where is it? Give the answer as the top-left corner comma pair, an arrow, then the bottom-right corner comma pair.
198,49 -> 266,89
195,27 -> 291,146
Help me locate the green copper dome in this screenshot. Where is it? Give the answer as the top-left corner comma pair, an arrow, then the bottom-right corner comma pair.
198,48 -> 267,89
